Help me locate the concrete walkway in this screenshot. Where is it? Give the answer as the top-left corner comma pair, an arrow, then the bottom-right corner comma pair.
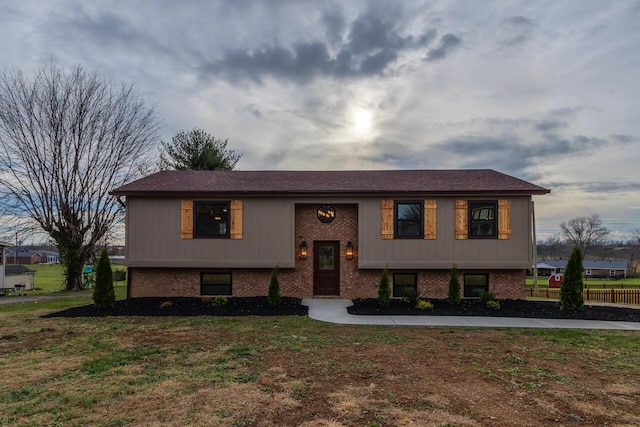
302,299 -> 640,330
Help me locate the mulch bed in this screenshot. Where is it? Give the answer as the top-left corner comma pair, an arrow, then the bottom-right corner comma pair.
347,298 -> 640,322
41,296 -> 308,318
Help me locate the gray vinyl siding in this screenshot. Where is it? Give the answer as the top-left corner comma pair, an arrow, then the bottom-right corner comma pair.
358,196 -> 532,269
126,198 -> 294,268
125,195 -> 533,270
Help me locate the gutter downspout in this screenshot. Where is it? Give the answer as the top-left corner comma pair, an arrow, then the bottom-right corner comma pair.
532,200 -> 539,297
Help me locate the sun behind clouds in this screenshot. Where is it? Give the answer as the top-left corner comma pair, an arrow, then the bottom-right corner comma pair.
351,107 -> 374,139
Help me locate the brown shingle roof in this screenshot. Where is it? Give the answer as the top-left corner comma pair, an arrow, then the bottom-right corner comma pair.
110,169 -> 550,196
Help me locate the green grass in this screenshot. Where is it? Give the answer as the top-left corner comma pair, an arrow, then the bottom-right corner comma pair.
1,300 -> 640,426
527,276 -> 640,287
17,263 -> 127,294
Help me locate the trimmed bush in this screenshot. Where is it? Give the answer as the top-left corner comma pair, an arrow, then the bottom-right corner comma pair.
403,287 -> 421,305
92,248 -> 115,309
378,267 -> 391,306
447,264 -> 461,305
560,247 -> 585,312
479,291 -> 496,304
415,300 -> 434,310
268,265 -> 281,306
486,300 -> 501,310
214,296 -> 228,306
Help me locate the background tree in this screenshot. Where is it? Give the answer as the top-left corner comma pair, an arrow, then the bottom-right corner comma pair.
93,248 -> 115,309
559,214 -> 610,257
560,247 -> 585,311
0,63 -> 159,290
159,129 -> 241,170
628,229 -> 640,278
447,264 -> 461,304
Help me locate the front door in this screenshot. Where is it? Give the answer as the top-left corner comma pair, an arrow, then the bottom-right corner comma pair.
313,241 -> 340,296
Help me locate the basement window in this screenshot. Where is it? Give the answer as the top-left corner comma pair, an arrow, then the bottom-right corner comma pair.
464,274 -> 488,298
393,273 -> 418,298
201,272 -> 232,295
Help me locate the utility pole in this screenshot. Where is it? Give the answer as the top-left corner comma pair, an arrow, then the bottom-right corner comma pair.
14,231 -> 17,265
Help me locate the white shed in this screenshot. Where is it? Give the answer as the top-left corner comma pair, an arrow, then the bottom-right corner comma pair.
5,265 -> 36,291
0,241 -> 12,290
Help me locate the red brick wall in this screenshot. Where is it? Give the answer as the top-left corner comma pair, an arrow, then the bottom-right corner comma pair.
128,202 -> 527,299
129,267 -> 527,299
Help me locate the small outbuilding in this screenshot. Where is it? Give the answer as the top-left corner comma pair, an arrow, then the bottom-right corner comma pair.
4,265 -> 36,291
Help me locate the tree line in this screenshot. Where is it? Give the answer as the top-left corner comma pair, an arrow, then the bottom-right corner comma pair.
538,214 -> 640,276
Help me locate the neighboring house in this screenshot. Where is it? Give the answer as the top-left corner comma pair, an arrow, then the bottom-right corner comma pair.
4,265 -> 35,291
6,249 -> 59,264
535,260 -> 628,279
0,241 -> 12,290
111,169 -> 550,300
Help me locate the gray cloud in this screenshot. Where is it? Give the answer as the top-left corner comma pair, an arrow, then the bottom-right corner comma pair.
239,104 -> 262,118
542,181 -> 640,193
425,34 -> 462,62
534,119 -> 568,133
323,11 -> 346,45
500,15 -> 537,47
200,10 -> 445,84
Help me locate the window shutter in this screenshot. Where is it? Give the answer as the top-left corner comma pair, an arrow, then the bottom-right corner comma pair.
381,199 -> 394,240
498,199 -> 511,240
455,200 -> 468,240
230,200 -> 243,240
424,199 -> 437,239
181,200 -> 193,239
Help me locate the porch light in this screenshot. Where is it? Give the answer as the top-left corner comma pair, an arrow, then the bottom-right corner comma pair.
345,241 -> 354,260
300,241 -> 308,259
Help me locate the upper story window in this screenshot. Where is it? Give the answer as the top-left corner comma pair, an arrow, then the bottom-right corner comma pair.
469,200 -> 497,238
395,201 -> 423,238
195,201 -> 230,238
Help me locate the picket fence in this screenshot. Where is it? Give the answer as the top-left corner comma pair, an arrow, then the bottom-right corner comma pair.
527,288 -> 640,305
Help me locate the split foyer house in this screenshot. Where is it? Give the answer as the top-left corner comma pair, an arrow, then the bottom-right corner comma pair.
111,169 -> 550,300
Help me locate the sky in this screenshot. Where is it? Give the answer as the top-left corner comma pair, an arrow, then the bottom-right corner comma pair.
0,0 -> 639,241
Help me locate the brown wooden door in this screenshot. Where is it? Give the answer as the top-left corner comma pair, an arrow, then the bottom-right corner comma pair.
313,241 -> 340,296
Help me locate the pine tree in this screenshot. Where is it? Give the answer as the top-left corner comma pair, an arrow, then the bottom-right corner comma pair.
93,248 -> 115,309
378,267 -> 391,306
267,265 -> 281,306
448,264 -> 461,304
560,247 -> 585,311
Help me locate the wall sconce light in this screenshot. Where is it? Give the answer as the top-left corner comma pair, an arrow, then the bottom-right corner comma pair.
345,241 -> 354,260
300,241 -> 308,259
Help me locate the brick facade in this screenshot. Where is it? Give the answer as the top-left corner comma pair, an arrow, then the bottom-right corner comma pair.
129,203 -> 527,299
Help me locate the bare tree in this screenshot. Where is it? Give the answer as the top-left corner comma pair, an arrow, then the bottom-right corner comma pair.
629,229 -> 640,277
559,214 -> 610,257
0,63 -> 160,290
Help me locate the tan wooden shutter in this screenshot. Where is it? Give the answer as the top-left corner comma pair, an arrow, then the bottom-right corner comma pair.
181,200 -> 193,239
424,199 -> 437,239
498,199 -> 512,240
381,199 -> 394,240
455,200 -> 468,240
230,200 -> 243,240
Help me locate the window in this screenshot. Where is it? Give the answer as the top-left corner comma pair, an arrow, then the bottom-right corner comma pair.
195,202 -> 230,238
395,202 -> 423,238
464,274 -> 488,298
469,201 -> 497,238
201,272 -> 232,295
393,273 -> 417,297
610,269 -> 616,277
585,268 -> 592,276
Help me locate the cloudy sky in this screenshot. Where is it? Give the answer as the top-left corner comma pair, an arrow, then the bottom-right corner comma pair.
1,0 -> 639,240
